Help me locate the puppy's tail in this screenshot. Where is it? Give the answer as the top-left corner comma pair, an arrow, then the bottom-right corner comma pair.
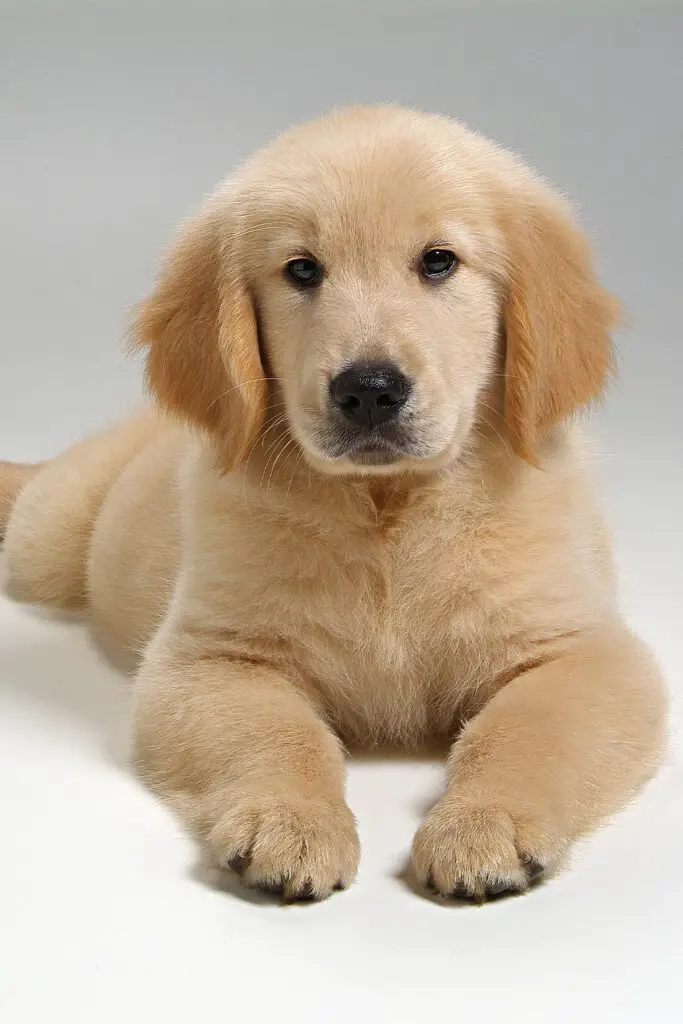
0,461 -> 42,540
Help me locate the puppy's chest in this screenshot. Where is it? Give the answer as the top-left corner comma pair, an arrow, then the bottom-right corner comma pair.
220,502 -> 498,699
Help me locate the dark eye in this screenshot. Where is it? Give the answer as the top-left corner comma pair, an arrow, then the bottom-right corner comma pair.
420,248 -> 459,280
285,256 -> 323,287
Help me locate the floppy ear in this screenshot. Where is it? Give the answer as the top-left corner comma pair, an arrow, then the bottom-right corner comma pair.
502,192 -> 619,463
131,199 -> 267,471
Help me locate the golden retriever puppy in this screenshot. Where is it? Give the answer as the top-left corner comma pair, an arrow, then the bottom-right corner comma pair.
1,106 -> 666,903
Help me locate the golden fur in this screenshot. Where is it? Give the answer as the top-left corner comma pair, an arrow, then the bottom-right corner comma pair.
0,106 -> 666,903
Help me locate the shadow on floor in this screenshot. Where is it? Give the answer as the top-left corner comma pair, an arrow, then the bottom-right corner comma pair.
0,595 -> 133,767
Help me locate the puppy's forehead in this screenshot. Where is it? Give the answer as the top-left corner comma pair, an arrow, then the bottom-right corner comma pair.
238,114 -> 506,265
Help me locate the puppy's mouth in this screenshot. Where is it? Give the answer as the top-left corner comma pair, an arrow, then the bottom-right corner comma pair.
319,424 -> 421,466
347,442 -> 402,467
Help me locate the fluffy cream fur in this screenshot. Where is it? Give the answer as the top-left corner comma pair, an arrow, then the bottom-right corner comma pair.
1,106 -> 666,903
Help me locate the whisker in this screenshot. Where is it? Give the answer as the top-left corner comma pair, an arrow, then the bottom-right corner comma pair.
474,399 -> 514,453
255,412 -> 290,451
240,411 -> 290,503
267,435 -> 298,493
286,447 -> 305,500
206,376 -> 297,413
260,431 -> 293,491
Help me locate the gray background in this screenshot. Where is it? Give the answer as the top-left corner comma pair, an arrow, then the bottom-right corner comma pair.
1,4 -> 682,1021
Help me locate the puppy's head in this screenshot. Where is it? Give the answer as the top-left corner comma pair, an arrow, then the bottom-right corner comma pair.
133,106 -> 617,475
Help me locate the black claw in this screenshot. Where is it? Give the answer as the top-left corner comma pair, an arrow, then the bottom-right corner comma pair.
333,880 -> 346,892
293,881 -> 317,902
450,882 -> 475,900
484,880 -> 510,898
485,880 -> 522,901
443,879 -> 524,903
259,878 -> 286,897
227,853 -> 250,875
522,856 -> 545,884
425,872 -> 439,894
283,880 -> 320,904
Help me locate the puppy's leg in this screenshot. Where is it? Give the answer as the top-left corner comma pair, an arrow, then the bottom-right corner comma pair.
133,647 -> 359,901
412,623 -> 666,901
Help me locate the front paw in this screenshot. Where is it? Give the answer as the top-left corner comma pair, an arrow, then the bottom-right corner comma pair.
412,796 -> 564,903
207,788 -> 360,902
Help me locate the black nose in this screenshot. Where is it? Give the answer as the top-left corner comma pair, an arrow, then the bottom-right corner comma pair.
329,362 -> 411,427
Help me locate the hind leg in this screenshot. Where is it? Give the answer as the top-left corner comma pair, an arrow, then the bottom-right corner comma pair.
2,414 -> 161,612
